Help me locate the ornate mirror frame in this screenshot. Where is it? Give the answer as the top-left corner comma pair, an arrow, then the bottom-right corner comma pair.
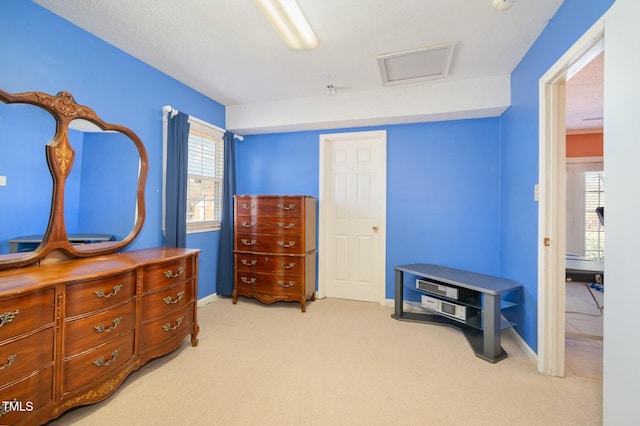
0,89 -> 148,269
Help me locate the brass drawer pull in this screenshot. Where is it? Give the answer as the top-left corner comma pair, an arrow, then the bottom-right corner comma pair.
164,266 -> 185,278
240,203 -> 255,210
277,241 -> 296,248
241,221 -> 256,228
93,349 -> 120,367
241,276 -> 256,284
241,239 -> 257,246
0,398 -> 17,418
280,262 -> 296,269
162,316 -> 184,332
278,280 -> 295,288
95,317 -> 122,333
163,291 -> 185,305
94,285 -> 122,298
277,203 -> 296,210
278,222 -> 296,229
0,310 -> 19,328
241,259 -> 257,266
0,354 -> 16,370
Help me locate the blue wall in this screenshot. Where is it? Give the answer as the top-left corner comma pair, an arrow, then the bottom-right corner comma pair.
237,0 -> 616,352
1,0 -> 617,353
237,118 -> 502,301
499,0 -> 614,350
0,1 -> 225,298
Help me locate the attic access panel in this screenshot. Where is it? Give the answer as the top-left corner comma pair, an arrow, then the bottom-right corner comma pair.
377,42 -> 456,86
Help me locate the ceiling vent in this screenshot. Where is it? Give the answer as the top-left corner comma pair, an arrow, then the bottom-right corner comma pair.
377,42 -> 456,86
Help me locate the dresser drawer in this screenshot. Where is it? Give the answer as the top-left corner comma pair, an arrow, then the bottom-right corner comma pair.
235,253 -> 305,275
143,257 -> 194,292
0,327 -> 54,387
62,331 -> 135,394
140,305 -> 194,349
0,367 -> 53,425
141,280 -> 194,321
235,196 -> 304,218
236,216 -> 303,235
235,271 -> 303,296
66,272 -> 136,317
63,301 -> 136,356
0,289 -> 55,342
235,234 -> 303,254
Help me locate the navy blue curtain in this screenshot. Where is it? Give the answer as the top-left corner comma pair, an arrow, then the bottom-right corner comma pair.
216,131 -> 236,296
165,111 -> 190,248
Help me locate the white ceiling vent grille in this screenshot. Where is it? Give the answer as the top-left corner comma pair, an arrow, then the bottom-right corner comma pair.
377,42 -> 456,86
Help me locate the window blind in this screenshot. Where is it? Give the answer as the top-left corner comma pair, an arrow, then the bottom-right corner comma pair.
186,128 -> 224,231
584,170 -> 605,260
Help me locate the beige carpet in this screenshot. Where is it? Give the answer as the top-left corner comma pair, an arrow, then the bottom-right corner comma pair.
47,297 -> 602,426
565,281 -> 604,380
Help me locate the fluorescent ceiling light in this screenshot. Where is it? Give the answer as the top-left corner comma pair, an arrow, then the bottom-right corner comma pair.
254,0 -> 318,50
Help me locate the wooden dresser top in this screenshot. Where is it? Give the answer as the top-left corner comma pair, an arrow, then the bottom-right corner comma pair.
0,247 -> 200,295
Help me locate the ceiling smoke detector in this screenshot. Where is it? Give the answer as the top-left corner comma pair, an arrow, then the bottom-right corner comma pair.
492,0 -> 514,11
377,42 -> 456,87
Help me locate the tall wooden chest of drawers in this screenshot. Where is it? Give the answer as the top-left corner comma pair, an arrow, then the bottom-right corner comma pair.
233,195 -> 317,312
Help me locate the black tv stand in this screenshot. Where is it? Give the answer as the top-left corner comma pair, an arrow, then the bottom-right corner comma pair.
392,264 -> 522,363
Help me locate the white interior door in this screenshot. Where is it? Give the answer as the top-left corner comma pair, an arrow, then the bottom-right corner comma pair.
319,131 -> 386,303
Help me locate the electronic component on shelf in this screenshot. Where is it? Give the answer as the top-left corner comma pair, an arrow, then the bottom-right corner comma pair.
421,295 -> 467,321
416,278 -> 474,300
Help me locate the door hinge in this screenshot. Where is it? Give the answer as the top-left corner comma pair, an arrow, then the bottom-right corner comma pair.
544,237 -> 551,247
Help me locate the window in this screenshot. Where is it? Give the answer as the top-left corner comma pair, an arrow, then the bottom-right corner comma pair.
565,160 -> 604,260
584,170 -> 604,261
186,120 -> 224,232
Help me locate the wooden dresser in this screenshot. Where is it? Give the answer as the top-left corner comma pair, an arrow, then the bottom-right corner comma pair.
0,247 -> 199,425
233,195 -> 317,312
0,89 -> 201,424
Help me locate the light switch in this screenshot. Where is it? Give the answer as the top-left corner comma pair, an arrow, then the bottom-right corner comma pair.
0,176 -> 6,186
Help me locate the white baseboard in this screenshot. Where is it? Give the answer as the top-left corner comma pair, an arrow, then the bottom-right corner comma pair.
507,327 -> 538,366
197,293 -> 218,308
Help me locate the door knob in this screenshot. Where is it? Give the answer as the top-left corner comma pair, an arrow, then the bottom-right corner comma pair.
372,226 -> 379,232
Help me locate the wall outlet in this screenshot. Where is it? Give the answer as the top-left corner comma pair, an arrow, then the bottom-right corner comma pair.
0,176 -> 6,186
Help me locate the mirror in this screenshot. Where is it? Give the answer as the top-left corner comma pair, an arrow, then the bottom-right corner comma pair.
0,90 -> 148,269
64,120 -> 140,250
0,101 -> 55,255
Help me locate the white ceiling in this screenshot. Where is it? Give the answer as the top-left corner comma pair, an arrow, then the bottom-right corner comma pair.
34,0 -> 601,133
566,51 -> 604,133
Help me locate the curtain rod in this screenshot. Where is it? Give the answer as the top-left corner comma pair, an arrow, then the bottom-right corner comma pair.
163,105 -> 244,141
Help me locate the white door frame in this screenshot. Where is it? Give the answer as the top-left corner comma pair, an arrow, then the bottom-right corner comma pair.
538,19 -> 604,376
317,130 -> 387,302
